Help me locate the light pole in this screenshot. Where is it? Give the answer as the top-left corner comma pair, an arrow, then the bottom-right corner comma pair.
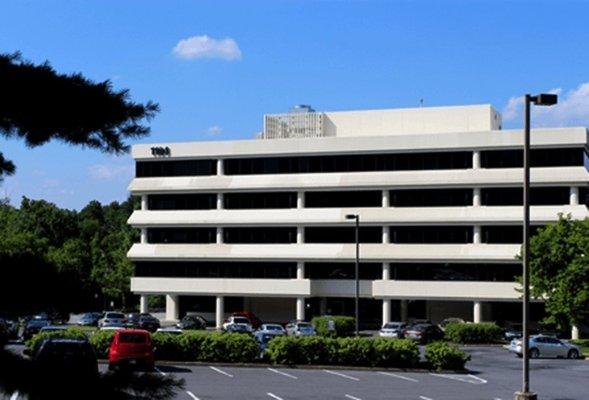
515,93 -> 557,400
345,214 -> 360,336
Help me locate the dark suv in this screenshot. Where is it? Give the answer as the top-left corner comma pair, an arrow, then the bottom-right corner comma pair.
127,313 -> 160,332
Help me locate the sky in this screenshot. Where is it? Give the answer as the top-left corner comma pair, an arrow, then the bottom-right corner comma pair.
1,0 -> 589,210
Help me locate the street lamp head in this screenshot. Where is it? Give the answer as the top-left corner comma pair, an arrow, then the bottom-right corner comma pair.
531,93 -> 558,106
345,214 -> 358,220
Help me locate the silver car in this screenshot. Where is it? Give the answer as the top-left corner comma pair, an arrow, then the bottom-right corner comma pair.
98,312 -> 126,328
508,335 -> 582,359
285,321 -> 316,336
379,322 -> 407,338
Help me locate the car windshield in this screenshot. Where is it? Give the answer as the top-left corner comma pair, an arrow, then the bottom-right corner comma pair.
234,317 -> 250,324
266,325 -> 282,330
106,313 -> 124,319
384,323 -> 401,329
298,323 -> 312,328
119,333 -> 148,343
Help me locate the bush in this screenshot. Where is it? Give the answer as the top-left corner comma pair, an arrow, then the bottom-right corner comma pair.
425,341 -> 470,371
312,316 -> 355,337
266,336 -> 303,365
373,338 -> 420,368
88,330 -> 116,358
332,337 -> 374,366
152,331 -> 209,361
25,328 -> 88,354
444,323 -> 503,344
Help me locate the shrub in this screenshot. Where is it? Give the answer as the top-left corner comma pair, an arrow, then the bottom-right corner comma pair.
312,316 -> 355,337
152,332 -> 186,361
266,336 -> 302,365
25,328 -> 88,354
88,330 -> 116,358
444,323 -> 503,344
425,341 -> 470,371
372,338 -> 420,368
199,332 -> 258,363
332,337 -> 374,366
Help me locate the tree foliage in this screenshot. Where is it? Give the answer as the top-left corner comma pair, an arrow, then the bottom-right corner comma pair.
0,52 -> 158,179
528,215 -> 589,330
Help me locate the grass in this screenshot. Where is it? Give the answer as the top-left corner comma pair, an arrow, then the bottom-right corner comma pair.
571,339 -> 589,357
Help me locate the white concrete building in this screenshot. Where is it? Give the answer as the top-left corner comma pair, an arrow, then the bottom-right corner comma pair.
127,104 -> 589,329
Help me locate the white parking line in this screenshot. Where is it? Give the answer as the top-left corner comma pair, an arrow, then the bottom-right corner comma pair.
323,369 -> 360,381
267,367 -> 298,379
377,371 -> 419,382
186,391 -> 200,400
429,373 -> 487,385
419,396 -> 433,400
345,395 -> 362,400
209,366 -> 234,377
10,392 -> 19,400
267,393 -> 285,400
154,366 -> 167,376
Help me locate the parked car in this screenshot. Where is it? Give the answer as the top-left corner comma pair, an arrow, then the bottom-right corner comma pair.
231,311 -> 262,329
39,325 -> 68,334
0,317 -> 18,340
99,324 -> 126,331
379,322 -> 407,338
176,314 -> 207,330
222,316 -> 253,332
78,312 -> 102,327
225,324 -> 252,334
23,318 -> 51,340
508,335 -> 582,359
127,313 -> 160,332
504,323 -> 523,341
403,324 -> 444,343
285,320 -> 316,336
156,327 -> 184,335
257,323 -> 286,336
33,338 -> 98,383
99,312 -> 127,328
108,329 -> 154,369
254,331 -> 280,357
439,318 -> 465,331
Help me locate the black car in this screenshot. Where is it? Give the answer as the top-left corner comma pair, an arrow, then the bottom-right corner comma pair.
127,313 -> 161,332
403,323 -> 444,343
176,315 -> 207,330
23,319 -> 51,340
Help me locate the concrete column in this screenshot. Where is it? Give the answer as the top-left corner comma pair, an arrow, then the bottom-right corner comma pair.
572,325 -> 580,340
216,159 -> 224,176
570,187 -> 579,205
217,193 -> 224,210
400,300 -> 408,322
139,295 -> 148,313
382,263 -> 390,280
473,225 -> 481,244
296,262 -> 305,280
216,227 -> 223,244
473,188 -> 481,206
297,227 -> 305,244
382,227 -> 390,244
473,301 -> 482,323
472,150 -> 481,169
165,294 -> 179,322
382,299 -> 391,326
297,191 -> 304,209
140,228 -> 147,244
141,195 -> 148,210
382,190 -> 390,207
296,297 -> 305,321
320,298 -> 327,315
215,296 -> 224,329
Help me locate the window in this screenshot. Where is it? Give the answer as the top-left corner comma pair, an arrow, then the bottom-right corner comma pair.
389,226 -> 473,244
224,151 -> 472,175
481,225 -> 544,244
390,263 -> 521,281
223,227 -> 297,244
579,187 -> 589,206
390,189 -> 473,207
305,191 -> 382,208
481,148 -> 585,169
147,194 -> 216,210
134,261 -> 296,279
481,187 -> 569,206
136,159 -> 216,177
305,262 -> 382,280
147,228 -> 216,244
305,227 -> 382,243
224,192 -> 297,209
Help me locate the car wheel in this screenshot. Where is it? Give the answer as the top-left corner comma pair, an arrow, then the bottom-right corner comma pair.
516,353 -> 523,358
529,348 -> 540,359
567,349 -> 579,359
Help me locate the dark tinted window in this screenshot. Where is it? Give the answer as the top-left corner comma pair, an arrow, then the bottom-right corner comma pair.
305,191 -> 382,208
224,151 -> 471,175
305,262 -> 381,279
482,225 -> 543,244
148,194 -> 216,210
390,189 -> 473,207
481,187 -> 569,206
147,228 -> 216,244
390,263 -> 521,281
305,227 -> 382,243
119,333 -> 148,343
389,226 -> 473,244
136,159 -> 216,177
223,227 -> 296,244
134,261 -> 296,279
481,148 -> 584,168
224,192 -> 297,209
579,187 -> 589,206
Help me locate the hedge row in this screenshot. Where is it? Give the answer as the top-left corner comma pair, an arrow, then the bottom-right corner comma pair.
425,341 -> 471,370
311,316 -> 355,337
444,323 -> 503,344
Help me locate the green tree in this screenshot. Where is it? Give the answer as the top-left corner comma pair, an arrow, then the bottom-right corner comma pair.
528,215 -> 589,331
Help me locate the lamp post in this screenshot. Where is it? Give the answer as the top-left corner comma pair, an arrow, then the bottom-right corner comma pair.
345,214 -> 360,336
515,93 -> 557,400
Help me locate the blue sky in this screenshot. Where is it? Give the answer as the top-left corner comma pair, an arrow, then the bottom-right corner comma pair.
1,0 -> 589,209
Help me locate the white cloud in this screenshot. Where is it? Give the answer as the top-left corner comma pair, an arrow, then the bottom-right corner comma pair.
503,83 -> 589,127
89,164 -> 133,181
173,35 -> 241,61
205,125 -> 222,136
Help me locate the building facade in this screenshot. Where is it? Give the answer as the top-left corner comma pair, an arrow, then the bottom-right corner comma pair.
127,105 -> 589,329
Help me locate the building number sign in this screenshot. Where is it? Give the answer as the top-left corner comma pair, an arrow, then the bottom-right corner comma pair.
151,146 -> 171,156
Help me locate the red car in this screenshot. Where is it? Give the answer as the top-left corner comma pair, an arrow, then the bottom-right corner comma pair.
231,311 -> 262,329
108,329 -> 154,369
